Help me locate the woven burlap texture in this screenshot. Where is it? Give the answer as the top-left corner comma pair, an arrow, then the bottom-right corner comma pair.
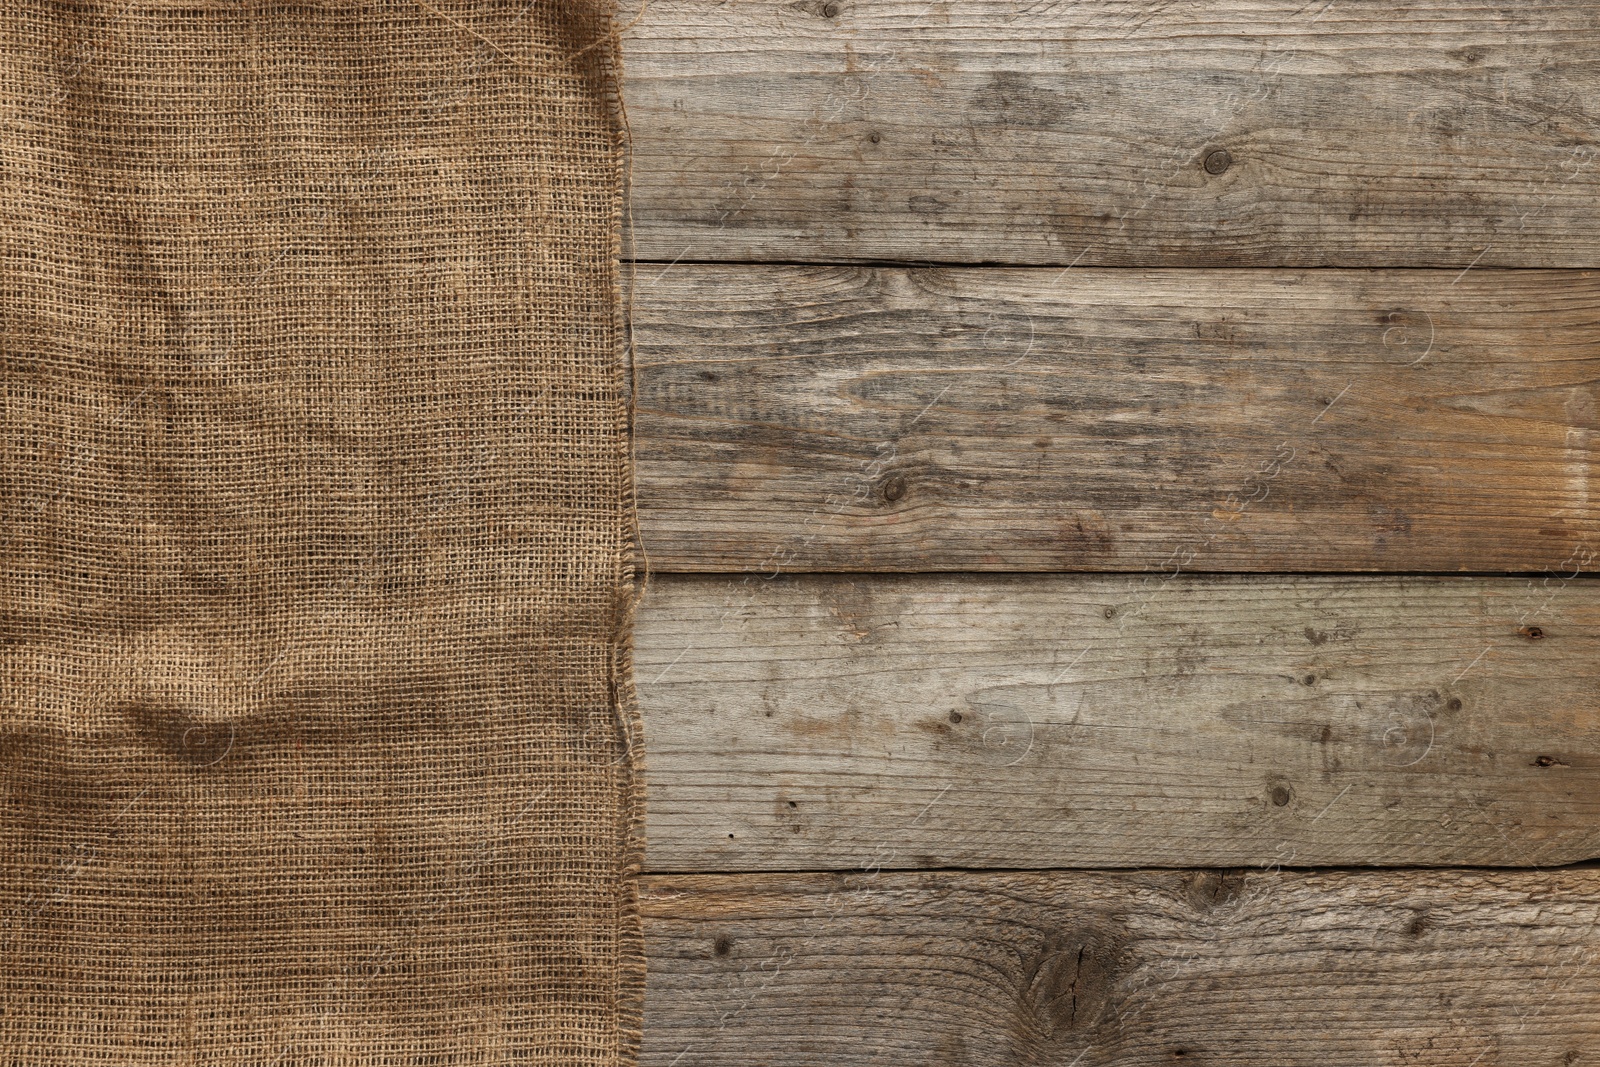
0,3 -> 643,1063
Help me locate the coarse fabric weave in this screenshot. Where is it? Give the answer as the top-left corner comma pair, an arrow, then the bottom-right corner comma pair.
0,3 -> 643,1064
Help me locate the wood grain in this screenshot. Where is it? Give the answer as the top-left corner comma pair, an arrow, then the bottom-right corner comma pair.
634,265 -> 1600,573
641,867 -> 1600,1066
622,0 -> 1600,266
637,573 -> 1600,871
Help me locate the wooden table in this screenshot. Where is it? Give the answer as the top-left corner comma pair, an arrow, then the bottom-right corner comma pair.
621,3 -> 1600,1061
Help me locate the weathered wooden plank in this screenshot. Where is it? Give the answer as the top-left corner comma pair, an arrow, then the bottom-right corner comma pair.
634,265 -> 1600,572
621,0 -> 1600,266
637,573 -> 1600,871
641,867 -> 1600,1066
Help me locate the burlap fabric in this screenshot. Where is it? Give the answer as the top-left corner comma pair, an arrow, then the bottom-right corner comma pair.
0,3 -> 642,1063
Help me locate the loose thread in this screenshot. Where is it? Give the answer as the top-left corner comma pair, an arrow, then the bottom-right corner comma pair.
413,0 -> 654,71
413,0 -> 524,67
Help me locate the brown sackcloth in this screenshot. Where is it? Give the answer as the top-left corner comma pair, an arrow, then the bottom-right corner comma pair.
0,2 -> 643,1063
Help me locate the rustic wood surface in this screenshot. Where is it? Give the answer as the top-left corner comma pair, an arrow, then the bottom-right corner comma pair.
640,867 -> 1600,1066
616,0 -> 1600,1055
621,0 -> 1600,266
637,573 -> 1600,871
633,265 -> 1600,573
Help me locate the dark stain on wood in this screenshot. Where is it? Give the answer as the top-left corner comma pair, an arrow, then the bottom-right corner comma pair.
1184,869 -> 1242,912
970,72 -> 1076,130
1015,924 -> 1126,1047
